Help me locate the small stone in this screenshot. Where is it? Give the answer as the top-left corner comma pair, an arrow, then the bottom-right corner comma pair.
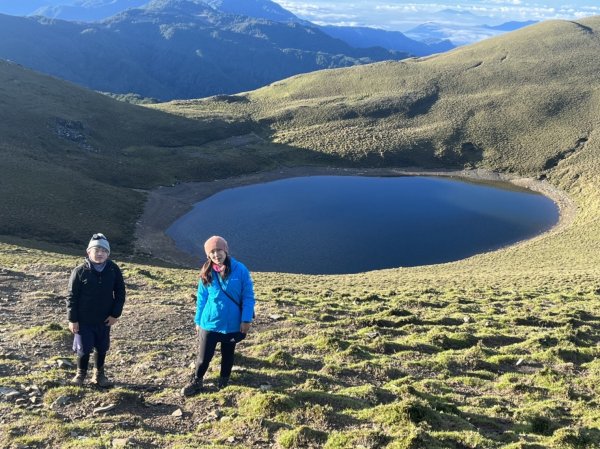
0,387 -> 21,400
171,408 -> 183,417
29,396 -> 39,404
188,361 -> 195,369
15,398 -> 27,406
269,314 -> 284,321
227,436 -> 236,443
516,358 -> 524,366
57,359 -> 75,369
112,438 -> 130,447
51,395 -> 71,409
463,316 -> 471,323
208,410 -> 222,420
260,384 -> 272,392
93,403 -> 116,414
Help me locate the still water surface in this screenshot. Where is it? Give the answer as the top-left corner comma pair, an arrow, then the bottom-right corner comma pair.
166,176 -> 559,274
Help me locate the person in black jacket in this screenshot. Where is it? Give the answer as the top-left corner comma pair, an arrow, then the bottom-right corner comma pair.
66,233 -> 126,387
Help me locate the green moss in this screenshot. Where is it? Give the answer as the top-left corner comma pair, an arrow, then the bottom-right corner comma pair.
276,426 -> 327,449
324,429 -> 389,449
14,323 -> 70,342
551,426 -> 600,448
238,392 -> 297,418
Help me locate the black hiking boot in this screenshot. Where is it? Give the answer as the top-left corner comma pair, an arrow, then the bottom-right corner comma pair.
181,377 -> 203,397
217,377 -> 230,389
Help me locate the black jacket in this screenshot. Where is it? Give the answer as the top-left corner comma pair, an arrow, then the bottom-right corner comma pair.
66,259 -> 126,325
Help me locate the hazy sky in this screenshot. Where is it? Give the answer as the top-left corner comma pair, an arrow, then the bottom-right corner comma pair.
276,0 -> 600,30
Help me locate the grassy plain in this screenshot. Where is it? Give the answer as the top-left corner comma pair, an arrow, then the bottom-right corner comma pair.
1,16 -> 600,449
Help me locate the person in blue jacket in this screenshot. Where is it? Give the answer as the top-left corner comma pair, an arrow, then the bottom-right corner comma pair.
181,235 -> 255,396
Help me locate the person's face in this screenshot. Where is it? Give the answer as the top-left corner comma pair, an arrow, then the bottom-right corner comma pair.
87,246 -> 109,264
208,248 -> 226,265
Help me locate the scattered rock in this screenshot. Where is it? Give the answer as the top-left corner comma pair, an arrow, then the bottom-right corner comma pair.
0,387 -> 21,400
93,403 -> 116,414
463,316 -> 471,323
51,395 -> 71,409
227,436 -> 236,443
260,384 -> 272,391
171,408 -> 183,417
207,410 -> 222,420
112,438 -> 131,447
268,314 -> 284,321
516,358 -> 524,366
57,359 -> 75,369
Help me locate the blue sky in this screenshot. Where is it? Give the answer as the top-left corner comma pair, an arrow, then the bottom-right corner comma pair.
275,0 -> 600,31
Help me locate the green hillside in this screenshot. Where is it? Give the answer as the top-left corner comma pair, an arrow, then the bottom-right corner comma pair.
1,17 -> 600,449
0,59 -> 324,250
155,17 -> 600,277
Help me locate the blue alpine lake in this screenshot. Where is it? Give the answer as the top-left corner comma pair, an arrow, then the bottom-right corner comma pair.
166,176 -> 559,274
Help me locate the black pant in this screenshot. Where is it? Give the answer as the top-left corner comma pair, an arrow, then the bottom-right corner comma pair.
194,329 -> 237,380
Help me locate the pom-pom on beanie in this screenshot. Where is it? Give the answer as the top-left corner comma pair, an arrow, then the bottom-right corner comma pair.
87,233 -> 110,254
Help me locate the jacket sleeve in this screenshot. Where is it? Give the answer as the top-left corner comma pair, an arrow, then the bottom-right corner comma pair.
241,267 -> 255,323
194,280 -> 208,326
110,264 -> 126,318
66,267 -> 80,322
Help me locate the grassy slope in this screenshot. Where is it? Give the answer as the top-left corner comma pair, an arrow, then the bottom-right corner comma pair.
0,59 -> 323,250
155,17 -> 600,279
1,17 -> 600,449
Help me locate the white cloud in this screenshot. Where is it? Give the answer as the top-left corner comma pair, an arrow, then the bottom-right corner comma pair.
275,0 -> 598,42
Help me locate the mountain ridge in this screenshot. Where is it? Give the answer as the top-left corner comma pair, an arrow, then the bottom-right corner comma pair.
0,2 -> 408,100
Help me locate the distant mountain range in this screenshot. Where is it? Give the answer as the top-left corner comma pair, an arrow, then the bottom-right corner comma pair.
319,25 -> 453,57
405,19 -> 538,46
0,0 -> 538,99
0,0 -> 411,100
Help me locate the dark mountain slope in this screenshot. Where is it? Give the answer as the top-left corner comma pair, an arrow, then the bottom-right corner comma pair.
0,58 -> 273,248
0,0 -> 405,100
319,25 -> 454,56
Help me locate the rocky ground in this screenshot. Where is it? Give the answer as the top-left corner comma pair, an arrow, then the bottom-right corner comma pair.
1,243 -> 599,449
0,256 -> 286,448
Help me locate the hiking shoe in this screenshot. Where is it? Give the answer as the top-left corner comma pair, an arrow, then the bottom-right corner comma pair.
217,377 -> 230,389
181,378 -> 203,397
91,367 -> 112,388
70,369 -> 87,387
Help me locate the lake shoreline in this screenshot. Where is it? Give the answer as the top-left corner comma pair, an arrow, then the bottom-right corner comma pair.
134,166 -> 576,269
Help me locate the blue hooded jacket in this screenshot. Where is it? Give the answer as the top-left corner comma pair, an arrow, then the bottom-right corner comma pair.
194,257 -> 255,333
